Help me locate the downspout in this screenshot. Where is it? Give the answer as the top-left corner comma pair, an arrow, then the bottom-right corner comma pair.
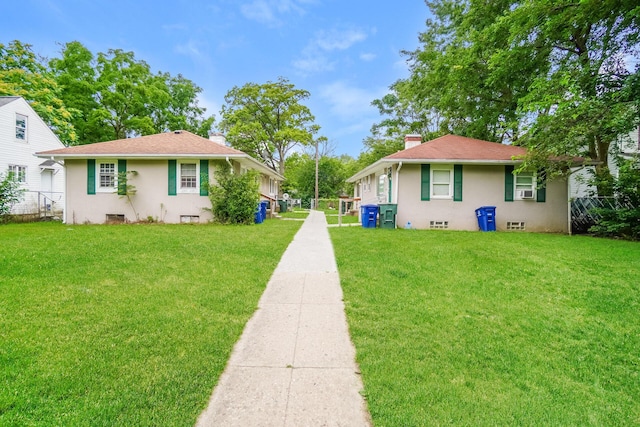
394,162 -> 403,203
225,156 -> 233,172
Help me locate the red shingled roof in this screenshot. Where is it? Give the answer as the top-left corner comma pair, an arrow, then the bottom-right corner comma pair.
385,134 -> 527,161
37,130 -> 245,157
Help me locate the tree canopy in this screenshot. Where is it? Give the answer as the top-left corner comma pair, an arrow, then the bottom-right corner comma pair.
50,41 -> 214,144
371,0 -> 640,189
0,41 -> 77,144
219,77 -> 321,175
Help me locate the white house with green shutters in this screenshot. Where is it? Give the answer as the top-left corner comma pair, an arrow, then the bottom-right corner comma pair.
348,134 -> 581,232
0,96 -> 65,217
36,130 -> 283,224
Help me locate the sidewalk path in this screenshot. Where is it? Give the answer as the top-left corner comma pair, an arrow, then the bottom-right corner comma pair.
196,210 -> 371,426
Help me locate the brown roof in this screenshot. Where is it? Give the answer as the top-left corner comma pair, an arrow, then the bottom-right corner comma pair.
385,134 -> 527,161
36,130 -> 246,157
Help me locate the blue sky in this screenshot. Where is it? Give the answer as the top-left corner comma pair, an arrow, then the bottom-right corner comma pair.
2,0 -> 430,157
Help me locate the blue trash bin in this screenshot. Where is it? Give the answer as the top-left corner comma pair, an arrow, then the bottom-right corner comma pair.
260,201 -> 269,220
255,202 -> 264,224
360,204 -> 379,228
475,206 -> 496,231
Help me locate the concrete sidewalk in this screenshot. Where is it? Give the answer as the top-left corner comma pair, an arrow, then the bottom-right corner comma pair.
196,210 -> 371,427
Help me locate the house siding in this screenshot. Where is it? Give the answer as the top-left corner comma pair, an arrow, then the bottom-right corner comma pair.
65,159 -> 236,224
396,164 -> 568,232
0,97 -> 65,216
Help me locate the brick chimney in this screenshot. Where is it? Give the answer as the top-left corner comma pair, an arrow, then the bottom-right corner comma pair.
404,134 -> 422,150
209,132 -> 226,146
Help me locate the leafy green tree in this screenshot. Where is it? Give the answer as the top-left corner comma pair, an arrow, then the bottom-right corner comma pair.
219,77 -> 320,175
356,135 -> 404,169
49,41 -> 100,144
150,72 -> 215,136
283,153 -> 352,202
0,40 -> 77,144
207,163 -> 260,225
372,0 -> 639,192
0,172 -> 25,220
50,42 -> 214,144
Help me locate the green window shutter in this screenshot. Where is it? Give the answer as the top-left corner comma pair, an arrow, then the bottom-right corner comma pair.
200,159 -> 209,196
168,160 -> 177,196
421,164 -> 430,201
117,159 -> 127,195
87,159 -> 96,195
453,164 -> 463,202
504,165 -> 514,202
536,170 -> 547,203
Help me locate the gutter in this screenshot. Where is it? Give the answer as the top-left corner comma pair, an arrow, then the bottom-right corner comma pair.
394,162 -> 402,203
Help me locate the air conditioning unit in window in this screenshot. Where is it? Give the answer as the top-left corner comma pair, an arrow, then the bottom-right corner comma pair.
519,190 -> 534,199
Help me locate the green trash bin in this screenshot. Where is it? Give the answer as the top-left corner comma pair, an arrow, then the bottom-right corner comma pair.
378,203 -> 397,229
278,200 -> 288,213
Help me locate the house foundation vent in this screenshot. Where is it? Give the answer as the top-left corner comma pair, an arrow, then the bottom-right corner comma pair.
507,221 -> 526,230
430,220 -> 449,229
180,215 -> 200,223
106,214 -> 125,223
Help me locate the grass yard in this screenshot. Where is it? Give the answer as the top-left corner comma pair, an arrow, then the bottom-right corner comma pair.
330,228 -> 640,426
0,220 -> 300,426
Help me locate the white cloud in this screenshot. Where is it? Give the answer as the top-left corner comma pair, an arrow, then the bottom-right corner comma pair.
293,26 -> 371,75
360,52 -> 376,62
318,80 -> 386,120
175,40 -> 203,60
240,0 -> 313,27
315,28 -> 367,52
292,56 -> 335,74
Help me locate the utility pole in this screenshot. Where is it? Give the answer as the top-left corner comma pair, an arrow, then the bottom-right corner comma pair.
314,138 -> 319,210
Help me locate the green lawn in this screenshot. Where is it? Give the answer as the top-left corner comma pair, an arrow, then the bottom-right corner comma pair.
0,220 -> 301,426
329,228 -> 640,426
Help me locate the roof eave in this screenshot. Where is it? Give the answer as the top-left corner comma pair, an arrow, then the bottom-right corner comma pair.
346,158 -> 525,182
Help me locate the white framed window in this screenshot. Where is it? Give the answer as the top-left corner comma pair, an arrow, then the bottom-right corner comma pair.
515,172 -> 535,200
16,113 -> 27,141
178,160 -> 199,193
377,174 -> 386,197
8,165 -> 27,183
431,166 -> 452,199
269,178 -> 277,195
98,161 -> 116,192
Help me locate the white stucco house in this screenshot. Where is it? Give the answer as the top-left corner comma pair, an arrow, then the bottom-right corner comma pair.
0,96 -> 65,217
36,130 -> 284,224
348,134 -> 583,233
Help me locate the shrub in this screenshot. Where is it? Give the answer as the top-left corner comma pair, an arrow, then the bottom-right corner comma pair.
590,156 -> 640,240
0,172 -> 25,221
207,163 -> 260,224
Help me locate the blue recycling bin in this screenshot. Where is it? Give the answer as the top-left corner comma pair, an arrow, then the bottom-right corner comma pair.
360,204 -> 379,228
475,206 -> 496,231
254,202 -> 264,224
260,201 -> 269,220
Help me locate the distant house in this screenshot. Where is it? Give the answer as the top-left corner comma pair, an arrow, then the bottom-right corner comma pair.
348,134 -> 582,233
0,96 -> 65,218
36,130 -> 283,224
570,127 -> 640,198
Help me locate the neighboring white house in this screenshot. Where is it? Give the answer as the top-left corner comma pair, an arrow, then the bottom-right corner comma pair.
569,127 -> 640,197
0,96 -> 65,217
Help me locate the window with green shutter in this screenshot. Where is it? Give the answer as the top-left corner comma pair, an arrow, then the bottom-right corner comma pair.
421,164 -> 430,201
87,159 -> 96,195
453,164 -> 463,202
504,165 -> 514,202
200,159 -> 209,196
168,160 -> 177,196
536,170 -> 546,203
117,159 -> 127,195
